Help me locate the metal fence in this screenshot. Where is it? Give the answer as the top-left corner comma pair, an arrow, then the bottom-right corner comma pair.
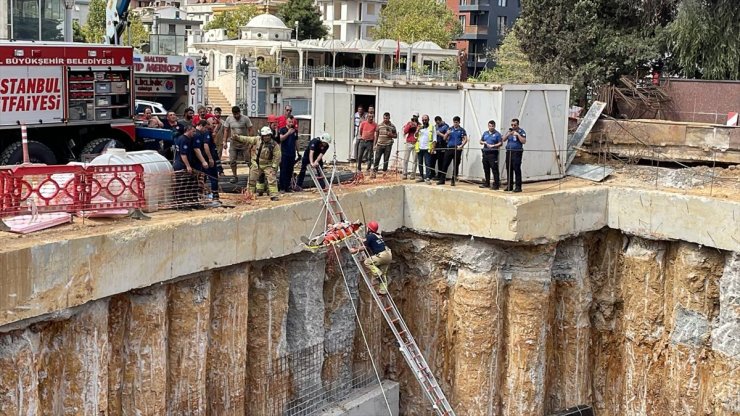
261,326 -> 382,416
281,66 -> 459,85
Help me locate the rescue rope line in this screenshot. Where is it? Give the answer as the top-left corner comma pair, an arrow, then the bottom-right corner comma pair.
329,243 -> 393,416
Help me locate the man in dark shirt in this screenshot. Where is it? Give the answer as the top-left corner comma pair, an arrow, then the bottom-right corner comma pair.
437,116 -> 468,185
480,120 -> 503,190
432,116 -> 449,181
278,115 -> 299,192
173,126 -> 199,208
502,118 -> 527,192
351,220 -> 392,295
296,133 -> 331,191
195,120 -> 219,201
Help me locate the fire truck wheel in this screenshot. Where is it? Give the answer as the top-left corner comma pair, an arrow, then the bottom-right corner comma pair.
81,138 -> 126,157
0,141 -> 58,165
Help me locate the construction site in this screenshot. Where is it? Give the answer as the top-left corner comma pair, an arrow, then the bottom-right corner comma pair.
0,64 -> 737,416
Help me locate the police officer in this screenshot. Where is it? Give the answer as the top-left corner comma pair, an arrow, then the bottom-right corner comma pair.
235,126 -> 281,201
479,120 -> 503,190
503,118 -> 527,192
296,133 -> 332,191
172,125 -> 199,208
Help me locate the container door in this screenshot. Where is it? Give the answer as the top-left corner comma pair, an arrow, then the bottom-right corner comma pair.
323,92 -> 351,161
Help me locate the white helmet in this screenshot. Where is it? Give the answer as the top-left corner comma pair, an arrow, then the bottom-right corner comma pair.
260,126 -> 272,136
320,132 -> 332,144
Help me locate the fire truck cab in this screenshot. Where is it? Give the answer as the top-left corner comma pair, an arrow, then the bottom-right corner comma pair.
0,42 -> 136,165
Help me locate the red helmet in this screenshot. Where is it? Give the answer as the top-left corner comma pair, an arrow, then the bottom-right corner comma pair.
367,221 -> 379,233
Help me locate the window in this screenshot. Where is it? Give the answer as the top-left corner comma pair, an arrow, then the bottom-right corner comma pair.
498,0 -> 506,6
459,0 -> 466,5
459,15 -> 466,30
168,24 -> 176,35
366,3 -> 374,15
358,3 -> 362,20
497,15 -> 507,35
284,99 -> 312,116
225,55 -> 234,70
332,25 -> 340,39
333,2 -> 341,19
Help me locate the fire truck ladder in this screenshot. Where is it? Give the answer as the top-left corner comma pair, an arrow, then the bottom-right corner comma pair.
307,164 -> 455,416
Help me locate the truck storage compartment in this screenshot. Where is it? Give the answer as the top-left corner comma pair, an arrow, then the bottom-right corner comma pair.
96,96 -> 111,107
95,82 -> 111,94
96,109 -> 112,120
111,81 -> 127,94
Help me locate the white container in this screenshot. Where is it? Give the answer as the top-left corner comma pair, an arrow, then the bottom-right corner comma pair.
90,149 -> 173,212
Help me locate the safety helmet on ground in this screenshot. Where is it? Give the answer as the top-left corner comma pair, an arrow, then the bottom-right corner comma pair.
367,221 -> 379,233
260,126 -> 272,136
320,132 -> 332,144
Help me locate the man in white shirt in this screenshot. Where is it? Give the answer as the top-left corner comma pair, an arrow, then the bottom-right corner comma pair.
414,114 -> 436,182
350,105 -> 366,161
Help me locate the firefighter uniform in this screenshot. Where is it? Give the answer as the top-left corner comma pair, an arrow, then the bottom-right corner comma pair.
236,133 -> 281,199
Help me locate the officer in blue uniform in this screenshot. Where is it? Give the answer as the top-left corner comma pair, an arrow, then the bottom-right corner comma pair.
173,125 -> 198,208
437,116 -> 468,185
479,120 -> 503,190
296,133 -> 331,191
502,118 -> 527,192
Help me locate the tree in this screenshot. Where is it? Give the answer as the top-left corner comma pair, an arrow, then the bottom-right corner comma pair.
73,21 -> 86,42
121,12 -> 149,48
470,23 -> 539,83
204,5 -> 259,39
279,0 -> 328,40
82,0 -> 106,43
516,0 -> 670,101
371,0 -> 462,47
666,0 -> 740,80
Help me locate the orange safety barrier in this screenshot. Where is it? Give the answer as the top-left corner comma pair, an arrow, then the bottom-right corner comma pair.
0,164 -> 146,217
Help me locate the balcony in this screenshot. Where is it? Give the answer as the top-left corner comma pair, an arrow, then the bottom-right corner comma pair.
459,25 -> 488,40
279,66 -> 460,85
459,0 -> 489,12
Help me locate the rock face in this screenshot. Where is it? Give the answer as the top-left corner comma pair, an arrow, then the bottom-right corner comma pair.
0,230 -> 737,415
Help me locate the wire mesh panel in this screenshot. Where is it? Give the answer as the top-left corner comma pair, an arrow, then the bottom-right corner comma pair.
261,326 -> 382,416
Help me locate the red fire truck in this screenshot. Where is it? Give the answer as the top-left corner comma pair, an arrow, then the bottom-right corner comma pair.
0,42 -> 136,165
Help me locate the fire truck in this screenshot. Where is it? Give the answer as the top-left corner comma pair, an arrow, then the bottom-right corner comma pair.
0,42 -> 136,165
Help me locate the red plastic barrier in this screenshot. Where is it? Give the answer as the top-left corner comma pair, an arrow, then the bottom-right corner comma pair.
0,164 -> 146,217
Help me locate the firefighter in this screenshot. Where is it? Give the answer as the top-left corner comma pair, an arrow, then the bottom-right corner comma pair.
235,126 -> 281,201
352,220 -> 392,295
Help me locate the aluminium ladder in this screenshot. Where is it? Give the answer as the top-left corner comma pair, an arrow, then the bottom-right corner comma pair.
307,164 -> 456,416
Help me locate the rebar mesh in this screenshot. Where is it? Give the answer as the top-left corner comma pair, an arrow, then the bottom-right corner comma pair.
262,326 -> 382,416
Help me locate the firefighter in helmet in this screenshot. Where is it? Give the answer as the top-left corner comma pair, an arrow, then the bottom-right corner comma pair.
235,126 -> 281,201
352,220 -> 392,294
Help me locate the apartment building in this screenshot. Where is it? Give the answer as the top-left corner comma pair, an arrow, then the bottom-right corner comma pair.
451,0 -> 520,78
316,0 -> 384,41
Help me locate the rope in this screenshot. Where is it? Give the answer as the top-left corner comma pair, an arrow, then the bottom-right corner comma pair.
330,244 -> 394,416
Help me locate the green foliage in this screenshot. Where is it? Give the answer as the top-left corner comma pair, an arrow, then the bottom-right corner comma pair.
121,13 -> 149,48
470,24 -> 539,83
82,0 -> 106,43
278,0 -> 328,40
371,0 -> 462,47
256,57 -> 280,73
516,0 -> 668,100
73,20 -> 86,42
667,0 -> 740,80
204,5 -> 260,39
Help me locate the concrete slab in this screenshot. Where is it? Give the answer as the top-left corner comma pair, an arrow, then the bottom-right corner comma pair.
1,182 -> 739,329
321,380 -> 399,416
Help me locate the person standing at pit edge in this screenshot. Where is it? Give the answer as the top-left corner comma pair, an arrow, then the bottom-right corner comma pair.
479,120 -> 502,190
502,118 -> 526,192
296,133 -> 332,191
278,115 -> 299,192
372,112 -> 397,178
437,116 -> 467,186
224,106 -> 254,183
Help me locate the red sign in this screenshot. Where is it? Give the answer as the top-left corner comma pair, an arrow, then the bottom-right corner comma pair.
0,66 -> 64,125
0,44 -> 133,66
